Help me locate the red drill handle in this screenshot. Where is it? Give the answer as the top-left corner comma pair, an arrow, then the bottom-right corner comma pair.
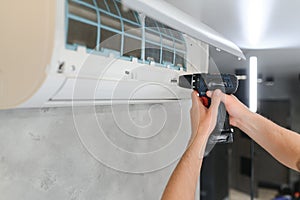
200,96 -> 210,107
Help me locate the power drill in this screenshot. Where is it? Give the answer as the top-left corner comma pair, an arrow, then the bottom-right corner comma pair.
178,73 -> 239,143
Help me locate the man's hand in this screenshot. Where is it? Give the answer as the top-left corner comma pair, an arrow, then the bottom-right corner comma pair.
206,90 -> 251,127
189,89 -> 222,146
207,90 -> 300,172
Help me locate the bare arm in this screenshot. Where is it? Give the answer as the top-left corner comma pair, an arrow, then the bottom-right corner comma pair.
207,91 -> 300,172
161,90 -> 222,200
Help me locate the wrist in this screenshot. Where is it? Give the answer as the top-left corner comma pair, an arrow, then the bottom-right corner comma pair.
235,110 -> 257,131
192,126 -> 210,146
197,123 -> 211,136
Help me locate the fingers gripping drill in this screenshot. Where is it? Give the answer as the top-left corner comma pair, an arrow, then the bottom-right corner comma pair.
179,73 -> 239,143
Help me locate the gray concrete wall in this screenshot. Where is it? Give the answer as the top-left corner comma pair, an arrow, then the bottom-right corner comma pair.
0,100 -> 196,200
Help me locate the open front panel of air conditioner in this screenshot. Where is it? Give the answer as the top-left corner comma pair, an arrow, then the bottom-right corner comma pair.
21,0 -> 208,108
0,0 -> 242,109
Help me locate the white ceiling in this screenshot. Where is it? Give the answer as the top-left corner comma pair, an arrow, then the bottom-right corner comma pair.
166,0 -> 300,78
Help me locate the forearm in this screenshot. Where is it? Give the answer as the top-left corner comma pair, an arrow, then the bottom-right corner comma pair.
236,111 -> 300,171
161,127 -> 209,200
161,90 -> 222,199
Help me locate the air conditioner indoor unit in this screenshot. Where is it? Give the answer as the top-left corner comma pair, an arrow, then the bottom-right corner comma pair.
0,0 -> 244,109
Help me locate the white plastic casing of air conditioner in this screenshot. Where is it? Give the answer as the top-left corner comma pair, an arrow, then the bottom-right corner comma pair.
0,0 -> 242,109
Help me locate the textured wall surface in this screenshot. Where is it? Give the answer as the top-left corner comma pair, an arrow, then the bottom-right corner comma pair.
0,100 -> 197,200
